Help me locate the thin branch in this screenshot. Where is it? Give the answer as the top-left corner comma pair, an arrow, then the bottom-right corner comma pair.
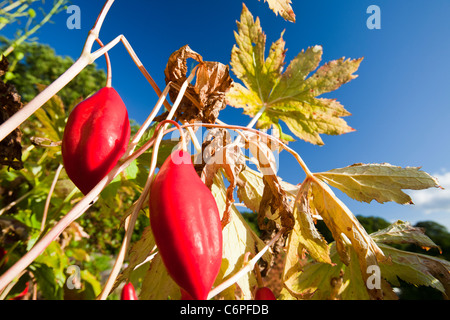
95,38 -> 112,87
40,164 -> 63,233
0,190 -> 32,216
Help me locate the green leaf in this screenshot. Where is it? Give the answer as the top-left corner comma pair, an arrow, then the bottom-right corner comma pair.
80,269 -> 102,298
227,5 -> 361,145
230,4 -> 285,102
30,263 -> 64,300
315,163 -> 442,204
28,9 -> 36,18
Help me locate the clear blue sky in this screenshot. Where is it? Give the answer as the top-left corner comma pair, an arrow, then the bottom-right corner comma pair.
4,0 -> 450,230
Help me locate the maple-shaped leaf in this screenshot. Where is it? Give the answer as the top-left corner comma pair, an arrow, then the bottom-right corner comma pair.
315,163 -> 441,204
227,5 -> 361,145
260,0 -> 296,22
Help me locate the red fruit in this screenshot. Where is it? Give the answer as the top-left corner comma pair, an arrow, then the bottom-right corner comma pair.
180,287 -> 194,300
255,287 -> 276,300
149,150 -> 223,300
61,87 -> 130,195
9,282 -> 29,300
121,282 -> 138,300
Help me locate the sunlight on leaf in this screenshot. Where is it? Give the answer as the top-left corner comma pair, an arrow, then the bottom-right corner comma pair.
315,163 -> 442,204
227,5 -> 361,145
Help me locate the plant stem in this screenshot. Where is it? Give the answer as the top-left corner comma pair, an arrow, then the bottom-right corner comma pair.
0,189 -> 32,216
246,104 -> 267,129
95,38 -> 112,87
40,164 -> 63,233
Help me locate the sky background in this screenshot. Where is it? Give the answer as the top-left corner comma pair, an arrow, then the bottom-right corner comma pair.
3,0 -> 450,230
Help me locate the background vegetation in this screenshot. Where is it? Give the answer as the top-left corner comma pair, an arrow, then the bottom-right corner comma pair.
1,0 -> 449,300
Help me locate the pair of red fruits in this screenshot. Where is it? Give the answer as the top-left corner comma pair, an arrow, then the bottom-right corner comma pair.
62,87 -> 275,301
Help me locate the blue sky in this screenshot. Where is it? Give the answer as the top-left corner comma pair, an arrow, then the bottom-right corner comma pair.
3,0 -> 450,230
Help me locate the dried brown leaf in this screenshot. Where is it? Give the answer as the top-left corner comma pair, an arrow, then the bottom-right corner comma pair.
0,56 -> 23,170
200,128 -> 246,227
162,45 -> 232,124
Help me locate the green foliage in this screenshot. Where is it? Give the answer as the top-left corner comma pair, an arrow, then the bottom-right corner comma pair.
0,40 -> 107,106
0,59 -> 140,299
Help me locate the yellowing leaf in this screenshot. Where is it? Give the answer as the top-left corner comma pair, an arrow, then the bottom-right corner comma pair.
378,243 -> 450,297
315,163 -> 441,204
285,219 -> 450,300
140,254 -> 181,300
283,252 -> 342,300
289,181 -> 331,264
227,5 -> 361,145
236,166 -> 266,213
212,171 -> 272,300
260,0 -> 296,22
230,4 -> 285,102
371,220 -> 441,252
308,177 -> 386,299
115,226 -> 156,291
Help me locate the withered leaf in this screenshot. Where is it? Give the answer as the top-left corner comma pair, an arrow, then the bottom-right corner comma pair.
307,177 -> 386,299
200,128 -> 246,227
244,131 -> 295,233
162,45 -> 233,124
0,56 -> 23,170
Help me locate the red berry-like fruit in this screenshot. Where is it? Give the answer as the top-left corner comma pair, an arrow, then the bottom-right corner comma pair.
149,150 -> 223,300
255,287 -> 276,300
9,282 -> 29,300
61,87 -> 130,195
121,282 -> 138,300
